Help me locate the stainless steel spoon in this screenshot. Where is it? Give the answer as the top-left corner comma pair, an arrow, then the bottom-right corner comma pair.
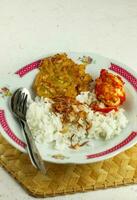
10,88 -> 46,174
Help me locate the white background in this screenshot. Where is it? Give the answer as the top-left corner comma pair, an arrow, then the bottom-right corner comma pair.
0,0 -> 137,199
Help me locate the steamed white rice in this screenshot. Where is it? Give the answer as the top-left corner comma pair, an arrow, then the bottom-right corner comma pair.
26,92 -> 128,150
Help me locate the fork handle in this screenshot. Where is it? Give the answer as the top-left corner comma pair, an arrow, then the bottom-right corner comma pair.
20,120 -> 46,174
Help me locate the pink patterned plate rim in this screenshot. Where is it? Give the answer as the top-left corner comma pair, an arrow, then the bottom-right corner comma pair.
0,52 -> 137,164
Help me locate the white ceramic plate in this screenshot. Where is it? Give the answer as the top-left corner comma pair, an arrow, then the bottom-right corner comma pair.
0,52 -> 137,164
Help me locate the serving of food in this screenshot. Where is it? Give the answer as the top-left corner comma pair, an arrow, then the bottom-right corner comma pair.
26,53 -> 128,151
0,52 -> 136,163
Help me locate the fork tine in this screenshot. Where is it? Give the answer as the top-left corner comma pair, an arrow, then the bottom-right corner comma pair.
11,90 -> 18,112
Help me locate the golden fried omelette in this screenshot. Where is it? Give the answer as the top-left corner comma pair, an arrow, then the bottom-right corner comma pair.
33,53 -> 92,99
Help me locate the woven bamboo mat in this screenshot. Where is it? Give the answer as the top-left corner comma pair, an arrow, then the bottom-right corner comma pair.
0,134 -> 137,198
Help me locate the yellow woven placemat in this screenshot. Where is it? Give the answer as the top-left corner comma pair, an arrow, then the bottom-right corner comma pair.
0,134 -> 137,198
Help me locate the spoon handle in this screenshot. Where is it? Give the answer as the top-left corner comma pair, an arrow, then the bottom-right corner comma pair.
20,119 -> 46,174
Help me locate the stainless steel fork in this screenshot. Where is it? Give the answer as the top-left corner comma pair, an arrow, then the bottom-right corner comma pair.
10,88 -> 46,174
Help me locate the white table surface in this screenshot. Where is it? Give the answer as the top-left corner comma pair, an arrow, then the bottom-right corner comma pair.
0,0 -> 137,199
